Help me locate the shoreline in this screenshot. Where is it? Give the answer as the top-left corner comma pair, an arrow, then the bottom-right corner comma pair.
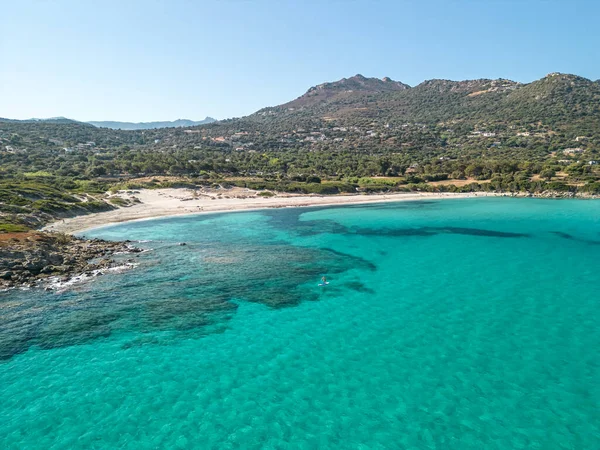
0,233 -> 142,291
43,189 -> 503,235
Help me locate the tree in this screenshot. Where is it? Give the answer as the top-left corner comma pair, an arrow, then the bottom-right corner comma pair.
540,168 -> 555,180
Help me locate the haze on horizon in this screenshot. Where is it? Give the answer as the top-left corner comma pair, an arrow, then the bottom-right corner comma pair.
1,0 -> 599,122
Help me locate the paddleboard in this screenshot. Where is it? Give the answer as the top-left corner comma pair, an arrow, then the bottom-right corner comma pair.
318,282 -> 330,287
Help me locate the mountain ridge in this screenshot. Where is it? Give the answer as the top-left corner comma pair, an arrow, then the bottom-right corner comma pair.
239,72 -> 600,128
0,117 -> 217,130
87,117 -> 216,130
261,74 -> 410,112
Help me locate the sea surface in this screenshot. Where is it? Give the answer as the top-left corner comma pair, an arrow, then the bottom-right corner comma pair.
1,198 -> 599,449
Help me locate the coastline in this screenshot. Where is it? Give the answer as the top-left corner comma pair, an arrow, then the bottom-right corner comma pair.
43,189 -> 503,234
0,233 -> 142,291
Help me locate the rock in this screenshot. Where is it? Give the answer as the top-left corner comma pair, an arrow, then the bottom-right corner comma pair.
23,259 -> 45,273
0,231 -> 140,289
97,259 -> 112,268
0,260 -> 18,269
48,254 -> 64,265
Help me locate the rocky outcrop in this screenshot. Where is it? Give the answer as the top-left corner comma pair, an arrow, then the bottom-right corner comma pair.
0,232 -> 141,290
506,191 -> 600,199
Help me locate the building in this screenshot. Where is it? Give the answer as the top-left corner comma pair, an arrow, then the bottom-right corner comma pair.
563,148 -> 584,155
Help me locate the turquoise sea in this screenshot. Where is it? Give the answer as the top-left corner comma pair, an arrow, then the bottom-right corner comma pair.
1,198 -> 599,449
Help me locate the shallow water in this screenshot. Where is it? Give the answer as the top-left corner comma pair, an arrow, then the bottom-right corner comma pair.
1,198 -> 599,449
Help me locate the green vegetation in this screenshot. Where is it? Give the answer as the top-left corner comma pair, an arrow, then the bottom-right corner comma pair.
0,223 -> 30,233
108,197 -> 129,206
0,179 -> 114,229
0,72 -> 599,230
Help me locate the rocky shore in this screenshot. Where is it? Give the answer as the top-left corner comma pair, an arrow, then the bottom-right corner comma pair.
0,231 -> 142,290
511,190 -> 600,199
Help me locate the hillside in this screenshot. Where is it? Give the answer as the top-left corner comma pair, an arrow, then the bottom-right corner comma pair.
243,73 -> 600,128
0,72 -> 598,201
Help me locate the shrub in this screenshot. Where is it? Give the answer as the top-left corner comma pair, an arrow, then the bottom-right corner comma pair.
109,197 -> 128,206
0,223 -> 30,233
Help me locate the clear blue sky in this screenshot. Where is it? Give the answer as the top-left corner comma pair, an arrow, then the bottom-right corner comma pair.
1,0 -> 599,122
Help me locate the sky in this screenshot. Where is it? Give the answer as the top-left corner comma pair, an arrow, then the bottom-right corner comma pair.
1,0 -> 599,122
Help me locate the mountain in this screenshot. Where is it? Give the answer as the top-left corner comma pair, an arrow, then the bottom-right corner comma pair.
2,72 -> 598,163
248,75 -> 521,123
0,117 -> 83,125
87,118 -> 216,130
1,72 -> 598,195
261,75 -> 410,113
236,73 -> 600,132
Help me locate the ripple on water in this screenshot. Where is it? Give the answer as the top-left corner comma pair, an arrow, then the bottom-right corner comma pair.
1,198 -> 599,449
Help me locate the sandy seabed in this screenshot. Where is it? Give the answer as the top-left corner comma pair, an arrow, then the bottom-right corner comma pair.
43,187 -> 500,234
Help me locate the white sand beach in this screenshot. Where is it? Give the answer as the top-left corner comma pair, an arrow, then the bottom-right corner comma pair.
43,187 -> 500,234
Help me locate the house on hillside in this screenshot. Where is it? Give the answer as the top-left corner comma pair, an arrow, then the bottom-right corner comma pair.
405,164 -> 419,174
563,148 -> 584,155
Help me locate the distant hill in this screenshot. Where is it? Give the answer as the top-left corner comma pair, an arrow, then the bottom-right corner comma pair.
0,117 -> 83,125
0,116 -> 216,130
87,118 -> 216,130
